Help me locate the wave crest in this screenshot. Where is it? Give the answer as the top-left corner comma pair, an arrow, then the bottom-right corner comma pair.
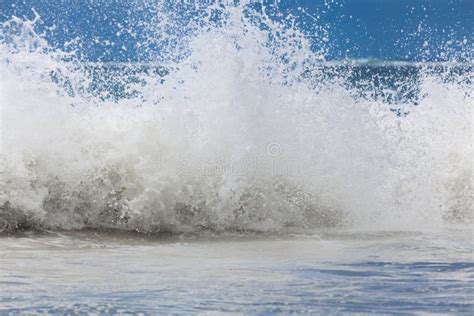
1,3 -> 472,234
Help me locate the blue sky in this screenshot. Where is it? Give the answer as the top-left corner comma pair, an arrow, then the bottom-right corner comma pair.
1,0 -> 472,62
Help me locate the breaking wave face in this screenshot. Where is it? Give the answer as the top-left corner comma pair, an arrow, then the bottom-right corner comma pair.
0,3 -> 472,234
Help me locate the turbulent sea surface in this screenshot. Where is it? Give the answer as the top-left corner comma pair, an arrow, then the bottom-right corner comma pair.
0,230 -> 473,314
1,2 -> 473,314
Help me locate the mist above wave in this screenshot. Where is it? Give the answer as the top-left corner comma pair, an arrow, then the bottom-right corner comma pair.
0,3 -> 472,234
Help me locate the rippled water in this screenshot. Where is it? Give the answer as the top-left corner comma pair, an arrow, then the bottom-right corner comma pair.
1,229 -> 472,314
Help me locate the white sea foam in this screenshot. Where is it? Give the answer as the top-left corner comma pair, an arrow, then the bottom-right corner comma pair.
0,4 -> 472,234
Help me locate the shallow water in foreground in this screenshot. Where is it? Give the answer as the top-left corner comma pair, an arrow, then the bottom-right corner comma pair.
1,229 -> 472,314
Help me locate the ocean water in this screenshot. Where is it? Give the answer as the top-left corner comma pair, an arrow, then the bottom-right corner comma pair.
1,229 -> 473,314
1,2 -> 473,314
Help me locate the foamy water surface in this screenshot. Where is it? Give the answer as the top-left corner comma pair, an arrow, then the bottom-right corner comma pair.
1,230 -> 473,314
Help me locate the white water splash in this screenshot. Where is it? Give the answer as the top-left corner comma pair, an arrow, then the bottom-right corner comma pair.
0,3 -> 472,234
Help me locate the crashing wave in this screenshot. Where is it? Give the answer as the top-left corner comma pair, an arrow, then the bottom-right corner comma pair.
0,3 -> 472,234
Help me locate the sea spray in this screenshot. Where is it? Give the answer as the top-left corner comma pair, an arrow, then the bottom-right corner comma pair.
0,3 -> 472,233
